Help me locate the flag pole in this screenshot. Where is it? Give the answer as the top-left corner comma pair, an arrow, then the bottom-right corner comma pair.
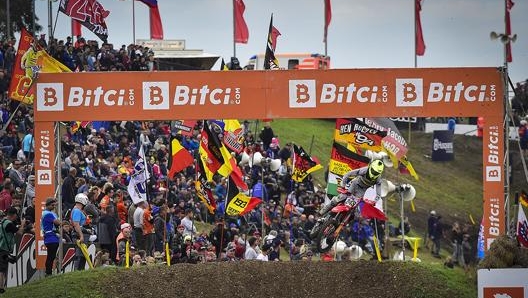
324,0 -> 328,57
503,0 -> 511,237
413,0 -> 417,68
48,0 -> 53,41
232,0 -> 236,58
410,0 -> 417,144
132,0 -> 136,44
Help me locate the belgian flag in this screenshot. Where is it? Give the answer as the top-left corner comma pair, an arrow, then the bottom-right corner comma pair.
198,120 -> 233,181
167,137 -> 194,179
225,176 -> 261,216
195,158 -> 216,214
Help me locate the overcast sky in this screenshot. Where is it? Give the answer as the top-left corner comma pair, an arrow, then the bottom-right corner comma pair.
35,0 -> 527,84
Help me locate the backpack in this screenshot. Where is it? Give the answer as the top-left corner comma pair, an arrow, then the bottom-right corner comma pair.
0,219 -> 14,252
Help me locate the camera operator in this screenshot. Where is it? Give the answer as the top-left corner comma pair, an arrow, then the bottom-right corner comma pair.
0,207 -> 27,293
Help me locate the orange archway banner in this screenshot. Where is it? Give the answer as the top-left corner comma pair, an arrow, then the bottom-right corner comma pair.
33,67 -> 504,268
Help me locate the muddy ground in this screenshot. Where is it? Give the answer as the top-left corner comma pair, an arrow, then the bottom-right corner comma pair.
103,260 -> 468,298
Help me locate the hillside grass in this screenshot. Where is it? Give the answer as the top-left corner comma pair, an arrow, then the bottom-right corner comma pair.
270,119 -> 485,224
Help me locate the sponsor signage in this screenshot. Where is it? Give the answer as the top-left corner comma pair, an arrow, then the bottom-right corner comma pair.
431,130 -> 454,161
33,67 -> 504,255
35,68 -> 501,121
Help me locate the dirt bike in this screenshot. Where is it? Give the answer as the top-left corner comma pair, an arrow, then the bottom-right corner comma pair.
310,188 -> 387,253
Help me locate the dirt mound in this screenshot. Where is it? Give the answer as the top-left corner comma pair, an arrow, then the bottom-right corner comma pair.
103,261 -> 465,298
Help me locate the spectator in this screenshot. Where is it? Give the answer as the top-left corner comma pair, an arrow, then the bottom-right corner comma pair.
41,198 -> 60,276
24,175 -> 35,208
447,117 -> 456,132
98,205 -> 118,264
62,167 -> 77,212
0,207 -> 27,293
181,208 -> 197,236
133,201 -> 147,252
244,236 -> 258,260
428,211 -> 443,259
116,223 -> 132,265
0,181 -> 14,212
256,243 -> 271,261
8,160 -> 26,190
518,120 -> 528,158
450,221 -> 464,266
71,193 -> 89,270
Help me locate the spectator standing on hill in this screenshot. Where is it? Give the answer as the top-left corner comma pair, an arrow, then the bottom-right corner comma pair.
259,122 -> 274,151
428,211 -> 442,258
447,117 -> 456,132
451,222 -> 464,266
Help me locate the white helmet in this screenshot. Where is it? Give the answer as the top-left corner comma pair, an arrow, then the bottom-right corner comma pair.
75,193 -> 88,206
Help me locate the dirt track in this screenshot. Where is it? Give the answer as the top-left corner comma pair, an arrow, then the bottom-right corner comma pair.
103,261 -> 468,298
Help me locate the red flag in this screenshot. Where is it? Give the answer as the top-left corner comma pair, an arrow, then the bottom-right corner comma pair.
234,0 -> 249,44
415,0 -> 426,56
505,0 -> 514,62
150,6 -> 164,39
324,0 -> 332,42
72,19 -> 82,37
271,26 -> 281,51
168,138 -> 194,179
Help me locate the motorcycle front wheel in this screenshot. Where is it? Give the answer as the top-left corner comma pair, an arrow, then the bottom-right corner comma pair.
315,218 -> 339,253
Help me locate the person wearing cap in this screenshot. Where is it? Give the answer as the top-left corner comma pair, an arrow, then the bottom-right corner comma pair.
71,193 -> 89,270
428,210 -> 442,258
0,207 -> 27,293
41,197 -> 60,276
116,223 -> 132,266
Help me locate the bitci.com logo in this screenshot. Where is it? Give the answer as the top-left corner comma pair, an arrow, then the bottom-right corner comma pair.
36,83 -> 64,111
395,79 -> 424,107
143,82 -> 169,110
289,80 -> 316,108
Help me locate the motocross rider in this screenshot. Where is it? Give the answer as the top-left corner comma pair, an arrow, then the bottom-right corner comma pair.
318,159 -> 385,216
